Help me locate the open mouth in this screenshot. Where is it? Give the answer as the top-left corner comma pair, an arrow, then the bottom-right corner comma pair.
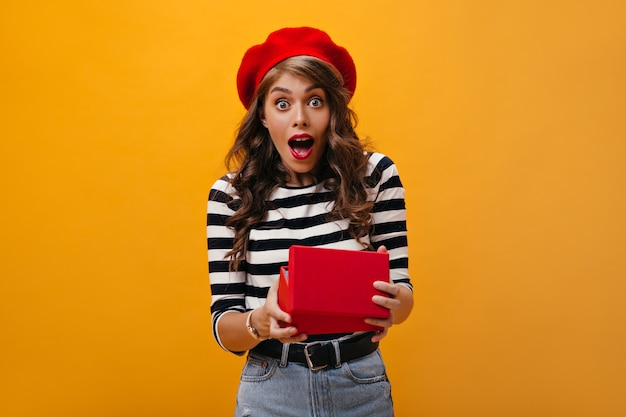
288,136 -> 314,160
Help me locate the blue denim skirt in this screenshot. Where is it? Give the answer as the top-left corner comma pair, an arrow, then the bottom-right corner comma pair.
234,348 -> 393,417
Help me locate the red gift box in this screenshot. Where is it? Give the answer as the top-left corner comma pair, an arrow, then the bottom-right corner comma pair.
277,245 -> 390,335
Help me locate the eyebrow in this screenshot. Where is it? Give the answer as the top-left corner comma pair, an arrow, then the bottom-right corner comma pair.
269,84 -> 324,94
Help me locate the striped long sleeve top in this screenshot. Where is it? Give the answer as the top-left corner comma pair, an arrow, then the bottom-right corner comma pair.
207,152 -> 411,353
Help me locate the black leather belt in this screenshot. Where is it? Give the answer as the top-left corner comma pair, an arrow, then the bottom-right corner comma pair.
251,332 -> 378,371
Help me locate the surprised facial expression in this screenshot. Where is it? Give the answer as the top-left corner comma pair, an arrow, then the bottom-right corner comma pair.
261,73 -> 330,187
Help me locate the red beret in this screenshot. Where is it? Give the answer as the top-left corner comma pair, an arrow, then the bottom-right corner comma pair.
236,27 -> 357,109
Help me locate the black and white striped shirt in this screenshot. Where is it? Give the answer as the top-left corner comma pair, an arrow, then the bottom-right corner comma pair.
207,152 -> 411,352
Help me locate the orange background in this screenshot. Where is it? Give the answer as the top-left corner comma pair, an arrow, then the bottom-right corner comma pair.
1,1 -> 625,416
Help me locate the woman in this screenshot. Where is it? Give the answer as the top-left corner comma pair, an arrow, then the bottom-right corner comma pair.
208,27 -> 413,416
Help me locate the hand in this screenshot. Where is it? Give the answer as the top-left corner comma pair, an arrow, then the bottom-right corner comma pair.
364,245 -> 405,343
253,281 -> 308,344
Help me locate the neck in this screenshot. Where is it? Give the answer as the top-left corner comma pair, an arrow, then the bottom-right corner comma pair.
286,172 -> 317,187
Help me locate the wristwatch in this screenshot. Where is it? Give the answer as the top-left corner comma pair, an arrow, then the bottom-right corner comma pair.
246,310 -> 269,340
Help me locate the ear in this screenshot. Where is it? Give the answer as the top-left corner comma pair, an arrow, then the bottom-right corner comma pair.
259,109 -> 267,127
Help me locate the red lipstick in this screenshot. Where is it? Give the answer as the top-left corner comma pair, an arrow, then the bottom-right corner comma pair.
288,134 -> 315,160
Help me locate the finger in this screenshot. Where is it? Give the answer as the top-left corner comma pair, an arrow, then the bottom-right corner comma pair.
373,280 -> 399,296
268,310 -> 293,325
372,294 -> 401,310
269,325 -> 299,339
364,317 -> 393,329
370,327 -> 388,343
376,245 -> 387,253
264,300 -> 293,324
278,333 -> 308,344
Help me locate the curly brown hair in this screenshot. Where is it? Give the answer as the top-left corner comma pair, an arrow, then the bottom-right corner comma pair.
223,56 -> 373,271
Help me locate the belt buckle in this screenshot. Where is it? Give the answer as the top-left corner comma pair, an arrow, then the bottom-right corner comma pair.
303,341 -> 328,371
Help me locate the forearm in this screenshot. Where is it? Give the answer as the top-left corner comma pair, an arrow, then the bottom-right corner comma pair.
392,285 -> 414,324
217,311 -> 263,353
215,285 -> 308,353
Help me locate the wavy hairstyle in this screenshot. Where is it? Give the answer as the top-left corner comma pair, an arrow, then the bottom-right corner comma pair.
224,56 -> 373,271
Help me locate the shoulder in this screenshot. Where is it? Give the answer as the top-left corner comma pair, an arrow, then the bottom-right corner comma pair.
210,174 -> 235,193
365,152 -> 402,186
209,173 -> 237,198
366,151 -> 393,168
208,174 -> 240,212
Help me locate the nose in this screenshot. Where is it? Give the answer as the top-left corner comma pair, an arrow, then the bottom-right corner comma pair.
292,103 -> 309,127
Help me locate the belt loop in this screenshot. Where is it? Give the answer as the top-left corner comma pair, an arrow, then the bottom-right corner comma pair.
331,339 -> 341,368
279,342 -> 290,368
